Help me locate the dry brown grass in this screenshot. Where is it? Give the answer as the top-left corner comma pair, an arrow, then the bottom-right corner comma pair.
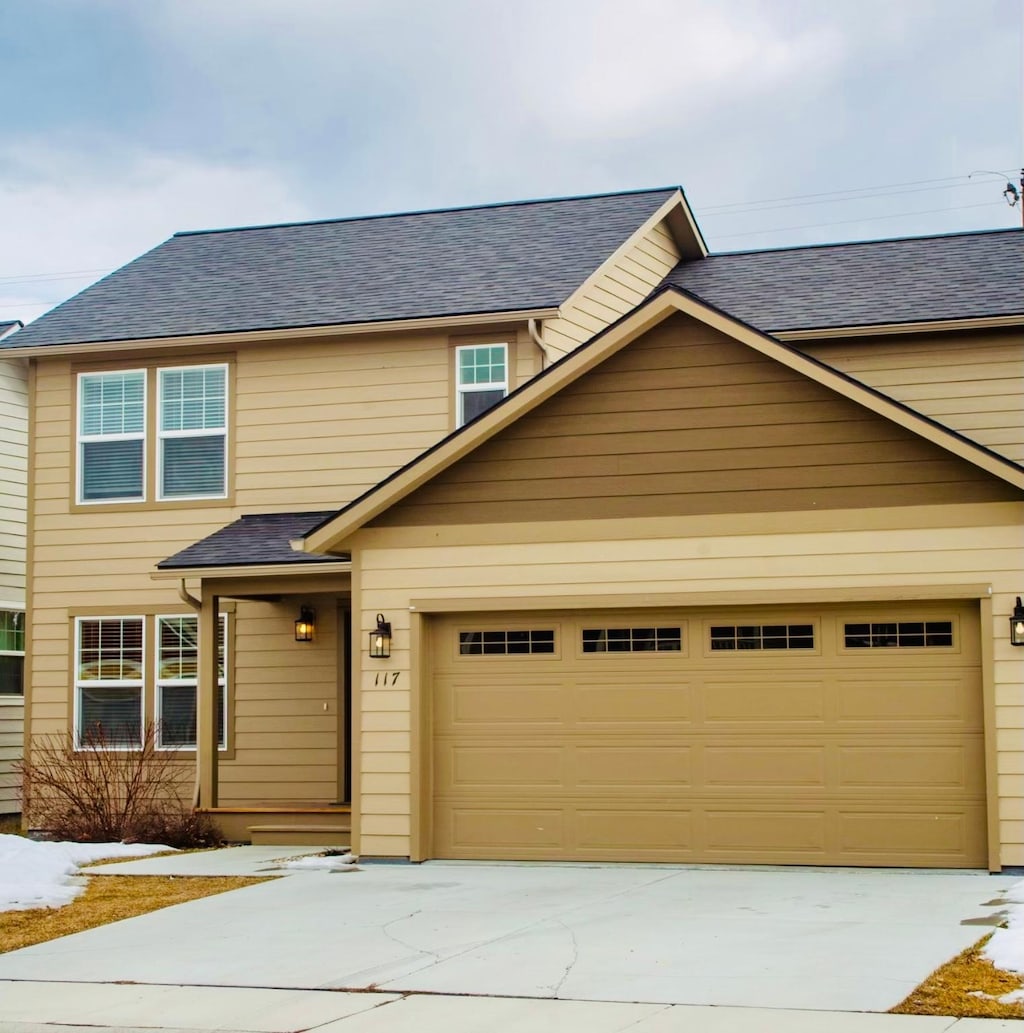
0,874 -> 272,954
891,934 -> 1024,1019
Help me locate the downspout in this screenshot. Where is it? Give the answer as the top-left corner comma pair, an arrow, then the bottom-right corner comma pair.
528,318 -> 559,368
177,580 -> 203,807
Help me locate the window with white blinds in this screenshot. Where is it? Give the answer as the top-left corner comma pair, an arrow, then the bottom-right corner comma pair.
156,614 -> 226,749
77,364 -> 228,503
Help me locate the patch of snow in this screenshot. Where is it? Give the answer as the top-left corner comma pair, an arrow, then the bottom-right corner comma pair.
278,853 -> 358,871
0,833 -> 174,912
983,878 -> 1024,977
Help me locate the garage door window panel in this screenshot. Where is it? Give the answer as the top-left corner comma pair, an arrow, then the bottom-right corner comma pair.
458,629 -> 555,656
843,620 -> 955,650
581,626 -> 683,653
708,623 -> 816,652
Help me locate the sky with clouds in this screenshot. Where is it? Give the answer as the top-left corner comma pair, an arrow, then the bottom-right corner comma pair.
0,0 -> 1021,323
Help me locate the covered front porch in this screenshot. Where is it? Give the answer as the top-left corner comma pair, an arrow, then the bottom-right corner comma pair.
154,511 -> 356,846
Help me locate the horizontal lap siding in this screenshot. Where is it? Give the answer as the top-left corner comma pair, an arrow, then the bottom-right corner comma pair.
0,358 -> 27,604
370,315 -> 1019,528
354,506 -> 1024,861
543,220 -> 680,356
801,330 -> 1024,463
29,325 -> 497,802
0,699 -> 22,813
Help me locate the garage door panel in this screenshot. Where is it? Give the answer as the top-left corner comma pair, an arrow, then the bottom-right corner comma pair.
444,807 -> 565,851
573,677 -> 694,726
577,808 -> 693,852
704,809 -> 827,855
838,807 -> 986,863
431,602 -> 986,867
704,746 -> 825,787
838,741 -> 985,792
445,746 -> 564,788
442,676 -> 567,727
701,678 -> 827,723
834,675 -> 978,727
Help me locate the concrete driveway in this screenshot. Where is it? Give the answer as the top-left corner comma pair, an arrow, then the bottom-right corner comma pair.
0,856 -> 1015,1013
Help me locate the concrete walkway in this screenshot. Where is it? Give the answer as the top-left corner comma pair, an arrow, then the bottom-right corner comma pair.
0,848 -> 1019,1030
0,981 -> 1020,1032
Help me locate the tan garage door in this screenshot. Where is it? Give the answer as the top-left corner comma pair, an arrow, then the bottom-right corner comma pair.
431,601 -> 986,868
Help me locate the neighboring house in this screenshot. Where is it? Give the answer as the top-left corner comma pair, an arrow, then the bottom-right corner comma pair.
0,318 -> 27,815
3,189 -> 1022,869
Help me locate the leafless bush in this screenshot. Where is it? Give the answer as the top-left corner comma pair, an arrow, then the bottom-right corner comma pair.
18,723 -> 222,848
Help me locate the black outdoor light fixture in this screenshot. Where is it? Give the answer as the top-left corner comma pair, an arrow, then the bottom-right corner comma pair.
369,613 -> 392,658
1011,597 -> 1024,648
294,606 -> 316,643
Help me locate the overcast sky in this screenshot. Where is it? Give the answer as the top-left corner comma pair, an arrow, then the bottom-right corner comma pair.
1,0 -> 1021,323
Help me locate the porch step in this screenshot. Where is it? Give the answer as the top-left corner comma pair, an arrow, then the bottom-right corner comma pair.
247,823 -> 351,847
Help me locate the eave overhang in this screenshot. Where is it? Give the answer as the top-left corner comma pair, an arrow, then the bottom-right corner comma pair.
775,313 -> 1024,341
2,307 -> 561,359
151,560 -> 352,581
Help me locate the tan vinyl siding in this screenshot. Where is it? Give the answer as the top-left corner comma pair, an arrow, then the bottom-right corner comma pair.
352,503 -> 1024,863
30,324 -> 525,801
0,697 -> 22,813
800,330 -> 1024,464
543,220 -> 680,356
0,357 -> 27,607
370,314 -> 1020,529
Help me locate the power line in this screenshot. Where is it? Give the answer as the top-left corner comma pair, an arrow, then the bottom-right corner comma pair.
710,200 -> 1009,241
698,179 -> 995,218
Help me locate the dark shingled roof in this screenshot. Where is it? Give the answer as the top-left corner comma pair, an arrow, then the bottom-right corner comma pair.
158,511 -> 344,570
5,188 -> 677,349
665,229 -> 1024,332
0,320 -> 22,338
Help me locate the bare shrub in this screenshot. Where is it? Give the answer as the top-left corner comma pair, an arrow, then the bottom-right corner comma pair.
18,723 -> 223,848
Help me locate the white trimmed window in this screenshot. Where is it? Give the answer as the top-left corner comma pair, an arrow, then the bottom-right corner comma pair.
78,370 -> 146,502
156,614 -> 227,750
75,617 -> 145,747
158,366 -> 227,500
77,364 -> 228,504
0,610 -> 24,695
456,344 -> 507,426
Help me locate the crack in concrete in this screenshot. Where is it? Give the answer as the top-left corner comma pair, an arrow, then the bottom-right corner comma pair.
378,909 -> 441,961
550,920 -> 579,998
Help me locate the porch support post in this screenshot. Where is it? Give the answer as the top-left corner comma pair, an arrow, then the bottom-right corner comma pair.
198,588 -> 220,809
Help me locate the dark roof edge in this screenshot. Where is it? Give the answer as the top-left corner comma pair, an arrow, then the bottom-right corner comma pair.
173,186 -> 681,238
0,304 -> 561,352
770,312 -> 1024,334
704,225 -> 1023,259
156,556 -> 348,570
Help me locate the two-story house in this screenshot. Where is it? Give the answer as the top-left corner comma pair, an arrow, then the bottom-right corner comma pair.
4,188 -> 1023,869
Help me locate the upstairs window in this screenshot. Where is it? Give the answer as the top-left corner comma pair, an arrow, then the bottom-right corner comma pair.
158,366 -> 227,499
78,371 -> 146,502
456,344 -> 507,426
77,364 -> 228,504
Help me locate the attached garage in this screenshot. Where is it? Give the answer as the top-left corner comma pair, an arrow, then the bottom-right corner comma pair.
430,601 -> 986,868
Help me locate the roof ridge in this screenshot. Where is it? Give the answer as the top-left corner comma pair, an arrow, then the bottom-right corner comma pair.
173,186 -> 681,239
705,225 -> 1022,259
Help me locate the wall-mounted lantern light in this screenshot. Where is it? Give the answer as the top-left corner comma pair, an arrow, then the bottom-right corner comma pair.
295,606 -> 316,642
369,613 -> 392,659
1011,597 -> 1024,647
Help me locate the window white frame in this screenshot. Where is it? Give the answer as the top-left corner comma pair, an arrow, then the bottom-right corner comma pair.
76,369 -> 147,505
0,607 -> 24,696
74,616 -> 145,749
76,363 -> 229,504
455,343 -> 508,426
156,364 -> 229,501
156,613 -> 228,750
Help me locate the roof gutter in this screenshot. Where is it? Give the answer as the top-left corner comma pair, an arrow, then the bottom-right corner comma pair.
776,313 -> 1024,341
3,307 -> 562,359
